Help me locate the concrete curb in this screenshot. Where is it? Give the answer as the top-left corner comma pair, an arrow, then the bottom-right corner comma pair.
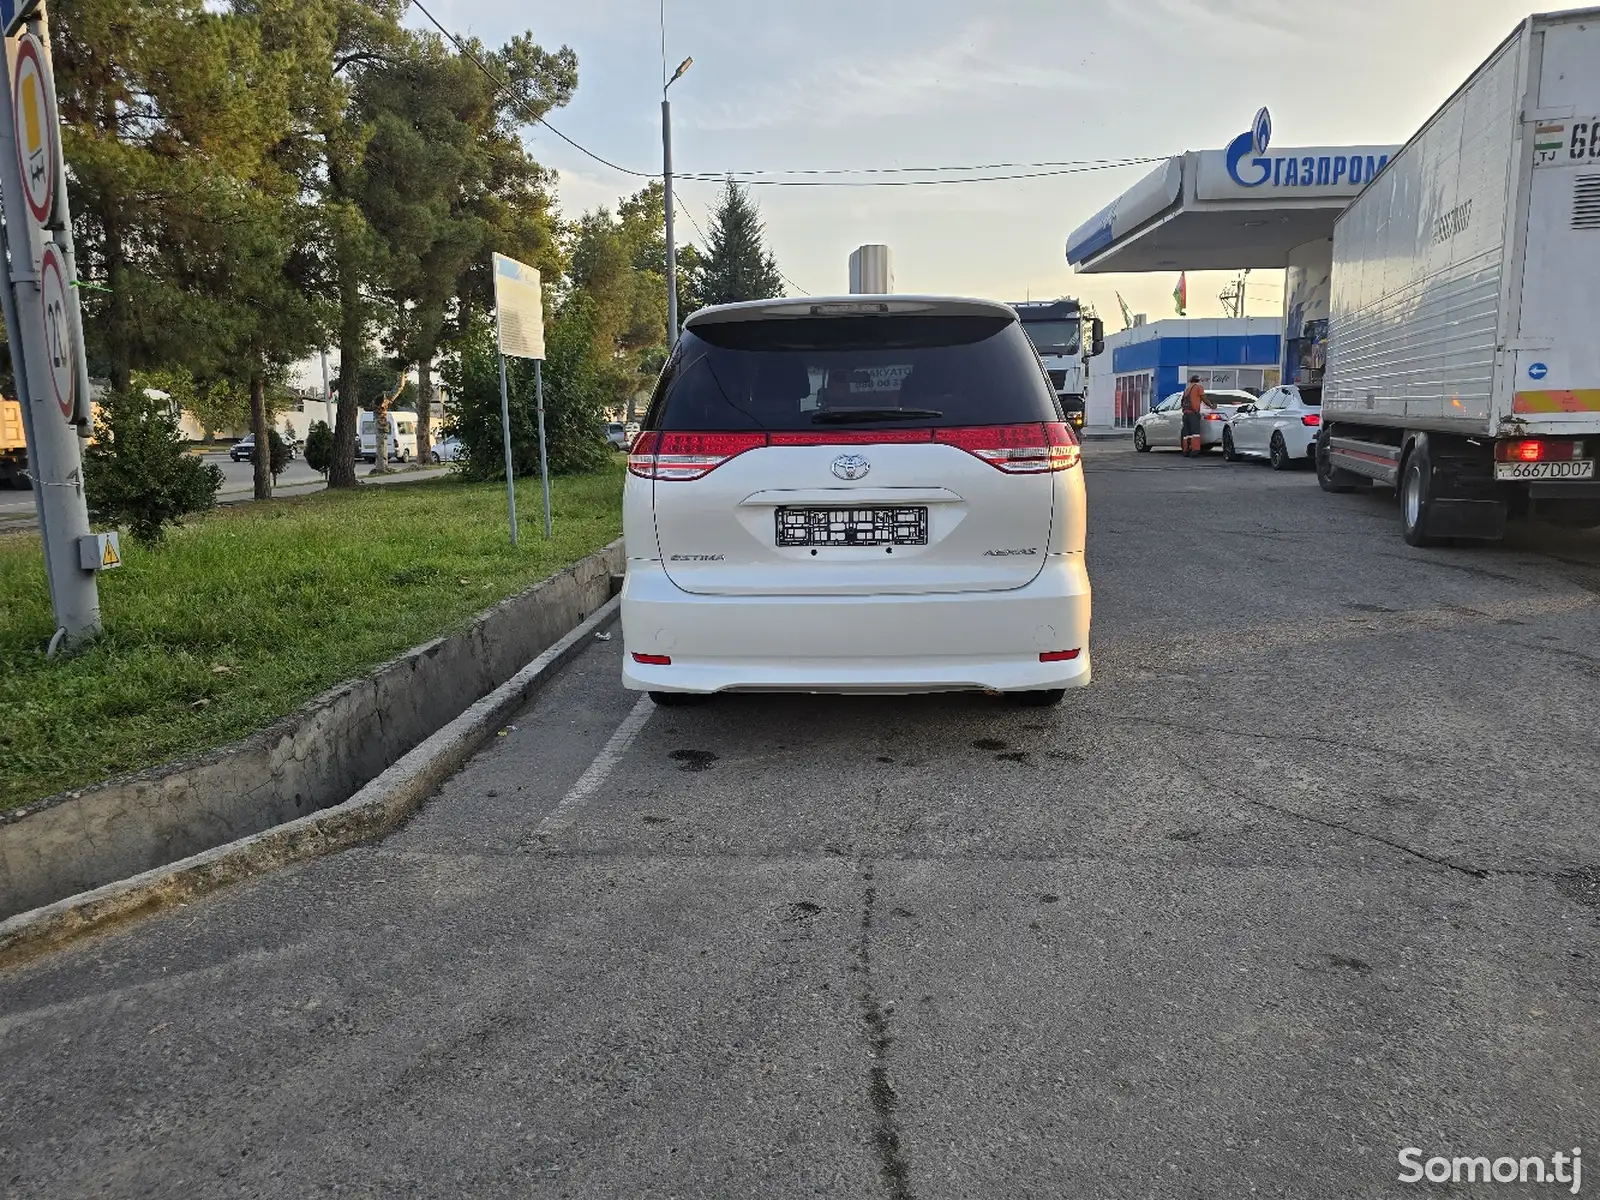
0,596 -> 622,969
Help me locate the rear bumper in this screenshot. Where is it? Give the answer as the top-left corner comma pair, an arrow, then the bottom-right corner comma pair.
621,555 -> 1092,695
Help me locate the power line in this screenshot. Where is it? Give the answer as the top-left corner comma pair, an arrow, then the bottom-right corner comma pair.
702,157 -> 1163,178
688,159 -> 1161,187
671,189 -> 710,246
407,3 -> 1165,189
409,0 -> 653,178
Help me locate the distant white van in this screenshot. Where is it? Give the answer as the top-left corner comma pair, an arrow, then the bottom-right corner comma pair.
359,411 -> 418,463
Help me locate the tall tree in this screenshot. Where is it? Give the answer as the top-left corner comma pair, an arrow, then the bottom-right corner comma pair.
300,0 -> 409,488
228,0 -> 338,498
567,181 -> 705,415
695,179 -> 784,308
358,30 -> 573,464
56,0 -> 277,390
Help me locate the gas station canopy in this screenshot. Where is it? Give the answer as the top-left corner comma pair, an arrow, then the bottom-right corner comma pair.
1067,110 -> 1401,274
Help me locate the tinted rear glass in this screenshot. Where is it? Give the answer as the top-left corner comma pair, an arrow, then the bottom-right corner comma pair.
1298,386 -> 1322,406
646,315 -> 1061,432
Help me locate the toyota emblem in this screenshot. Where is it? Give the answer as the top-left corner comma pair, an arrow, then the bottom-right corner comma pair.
831,454 -> 870,481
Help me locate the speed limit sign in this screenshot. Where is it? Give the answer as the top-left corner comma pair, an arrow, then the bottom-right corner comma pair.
38,243 -> 78,422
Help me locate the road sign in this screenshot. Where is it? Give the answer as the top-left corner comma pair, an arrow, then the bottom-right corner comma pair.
78,531 -> 120,570
0,0 -> 40,37
38,243 -> 78,422
11,32 -> 59,228
493,253 -> 545,361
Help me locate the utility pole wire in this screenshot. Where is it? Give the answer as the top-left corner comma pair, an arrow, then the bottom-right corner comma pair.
406,4 -> 1166,189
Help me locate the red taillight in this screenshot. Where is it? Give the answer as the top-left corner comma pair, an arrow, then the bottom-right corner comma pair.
935,422 -> 1081,473
632,652 -> 672,666
1301,413 -> 1321,427
627,431 -> 766,481
1039,649 -> 1081,662
1203,412 -> 1223,421
1495,439 -> 1588,462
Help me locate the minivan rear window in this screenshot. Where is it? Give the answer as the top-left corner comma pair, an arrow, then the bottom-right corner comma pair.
644,315 -> 1062,432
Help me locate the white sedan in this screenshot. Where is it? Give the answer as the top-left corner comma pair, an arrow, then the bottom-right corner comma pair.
1132,388 -> 1257,453
1223,384 -> 1322,469
430,435 -> 463,463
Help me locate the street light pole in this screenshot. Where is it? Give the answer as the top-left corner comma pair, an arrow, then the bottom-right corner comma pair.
662,56 -> 692,349
663,97 -> 677,348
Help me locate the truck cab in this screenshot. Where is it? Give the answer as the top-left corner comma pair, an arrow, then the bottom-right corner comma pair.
1012,300 -> 1104,430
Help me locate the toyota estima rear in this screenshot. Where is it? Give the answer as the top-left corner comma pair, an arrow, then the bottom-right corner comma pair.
621,296 -> 1091,705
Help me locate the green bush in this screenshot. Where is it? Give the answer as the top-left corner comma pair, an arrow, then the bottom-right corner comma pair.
84,389 -> 224,545
266,428 -> 291,479
304,419 -> 333,476
445,298 -> 611,482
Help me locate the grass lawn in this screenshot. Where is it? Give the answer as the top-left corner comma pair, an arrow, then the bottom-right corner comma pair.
0,464 -> 623,811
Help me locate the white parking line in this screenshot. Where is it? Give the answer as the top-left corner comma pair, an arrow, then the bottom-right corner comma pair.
532,694 -> 655,838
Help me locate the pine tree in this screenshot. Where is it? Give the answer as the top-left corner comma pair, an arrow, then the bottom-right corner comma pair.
696,179 -> 784,307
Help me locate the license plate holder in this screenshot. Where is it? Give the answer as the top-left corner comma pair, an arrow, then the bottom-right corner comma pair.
775,506 -> 929,548
1494,459 -> 1596,481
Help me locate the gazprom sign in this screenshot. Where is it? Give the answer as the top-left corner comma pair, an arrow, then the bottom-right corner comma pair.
1195,109 -> 1399,201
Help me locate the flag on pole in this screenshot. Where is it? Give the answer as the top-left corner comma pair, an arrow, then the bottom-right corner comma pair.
1116,291 -> 1132,330
1173,272 -> 1187,316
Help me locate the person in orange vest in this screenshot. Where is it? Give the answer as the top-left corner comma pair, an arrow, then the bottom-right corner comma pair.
1180,374 -> 1206,456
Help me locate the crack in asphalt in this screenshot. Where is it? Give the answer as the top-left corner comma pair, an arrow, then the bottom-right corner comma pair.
855,861 -> 915,1200
1241,795 -> 1490,879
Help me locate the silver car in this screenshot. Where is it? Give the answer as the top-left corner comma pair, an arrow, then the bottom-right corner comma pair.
1132,388 -> 1258,453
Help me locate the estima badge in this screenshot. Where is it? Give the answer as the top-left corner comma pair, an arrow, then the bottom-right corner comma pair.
831,454 -> 870,481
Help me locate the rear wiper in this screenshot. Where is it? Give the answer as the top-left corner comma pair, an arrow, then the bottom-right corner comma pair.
811,407 -> 943,424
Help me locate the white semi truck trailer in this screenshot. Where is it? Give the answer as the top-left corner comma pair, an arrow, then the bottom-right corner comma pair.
1317,7 -> 1600,545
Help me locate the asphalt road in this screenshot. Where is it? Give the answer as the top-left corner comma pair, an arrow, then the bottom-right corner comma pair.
0,456 -> 452,526
4,443 -> 1599,1199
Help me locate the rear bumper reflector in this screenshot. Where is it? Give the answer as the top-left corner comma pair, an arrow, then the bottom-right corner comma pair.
1039,649 -> 1081,662
632,652 -> 672,666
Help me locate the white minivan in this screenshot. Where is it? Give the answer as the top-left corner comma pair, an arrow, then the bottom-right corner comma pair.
359,411 -> 418,463
622,296 -> 1092,705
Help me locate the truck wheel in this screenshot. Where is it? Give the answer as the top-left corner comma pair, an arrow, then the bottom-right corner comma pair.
1399,443 -> 1445,547
1316,429 -> 1362,493
1269,432 -> 1291,471
1133,427 -> 1149,453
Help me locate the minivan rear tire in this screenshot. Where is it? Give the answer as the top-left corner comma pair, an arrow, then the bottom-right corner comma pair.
1012,688 -> 1067,707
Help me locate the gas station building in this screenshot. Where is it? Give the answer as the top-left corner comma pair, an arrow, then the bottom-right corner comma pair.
1067,110 -> 1401,415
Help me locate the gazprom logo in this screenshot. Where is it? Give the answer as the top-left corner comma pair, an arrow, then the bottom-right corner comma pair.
1224,108 -> 1390,190
1251,106 -> 1272,156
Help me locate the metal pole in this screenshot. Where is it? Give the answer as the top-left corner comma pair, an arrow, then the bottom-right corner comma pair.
497,351 -> 518,547
534,358 -> 551,539
0,17 -> 99,646
662,97 -> 678,348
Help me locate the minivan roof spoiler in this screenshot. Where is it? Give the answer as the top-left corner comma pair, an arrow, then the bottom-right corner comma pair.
683,295 -> 1019,328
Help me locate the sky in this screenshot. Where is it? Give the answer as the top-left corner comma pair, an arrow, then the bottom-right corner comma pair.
414,0 -> 1552,329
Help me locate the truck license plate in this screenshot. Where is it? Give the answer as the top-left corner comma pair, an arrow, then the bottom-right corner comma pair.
1494,460 -> 1596,481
